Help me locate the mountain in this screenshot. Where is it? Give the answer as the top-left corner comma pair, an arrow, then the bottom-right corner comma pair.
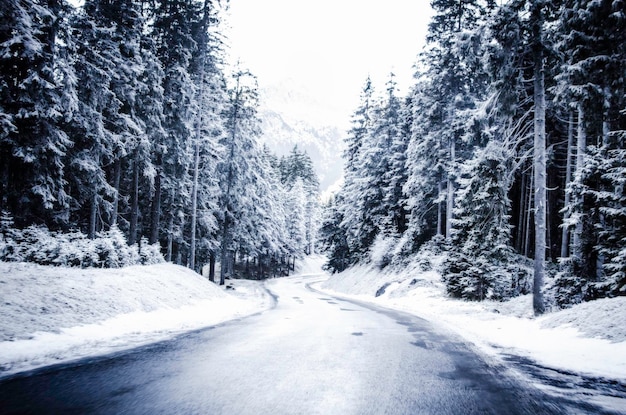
257,79 -> 347,193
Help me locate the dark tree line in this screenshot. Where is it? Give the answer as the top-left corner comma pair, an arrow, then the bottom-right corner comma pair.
0,0 -> 320,279
319,0 -> 625,312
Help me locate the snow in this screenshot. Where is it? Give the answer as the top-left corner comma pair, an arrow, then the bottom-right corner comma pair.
2,253 -> 625,412
311,255 -> 626,409
0,262 -> 273,378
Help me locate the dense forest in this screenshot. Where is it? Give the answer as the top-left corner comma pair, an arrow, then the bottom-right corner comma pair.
319,0 -> 625,313
0,0 -> 320,282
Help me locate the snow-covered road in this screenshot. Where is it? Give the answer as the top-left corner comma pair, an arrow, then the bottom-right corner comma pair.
0,274 -> 572,414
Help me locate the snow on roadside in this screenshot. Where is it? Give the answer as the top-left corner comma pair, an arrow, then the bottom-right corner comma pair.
315,258 -> 626,383
0,262 -> 273,378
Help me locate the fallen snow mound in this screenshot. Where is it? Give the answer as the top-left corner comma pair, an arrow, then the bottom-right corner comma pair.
0,261 -> 272,377
541,296 -> 626,342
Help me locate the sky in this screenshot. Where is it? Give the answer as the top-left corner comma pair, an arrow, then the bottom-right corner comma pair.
224,0 -> 433,124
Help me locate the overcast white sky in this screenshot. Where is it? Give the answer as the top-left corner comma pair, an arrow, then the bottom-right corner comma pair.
224,0 -> 433,123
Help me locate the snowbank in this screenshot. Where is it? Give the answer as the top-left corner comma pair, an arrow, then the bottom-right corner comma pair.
0,262 -> 273,378
317,259 -> 626,382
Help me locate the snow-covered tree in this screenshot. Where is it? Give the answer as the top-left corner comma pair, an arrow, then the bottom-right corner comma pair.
279,146 -> 321,254
187,0 -> 227,271
0,0 -> 74,227
337,77 -> 375,261
318,195 -> 351,273
217,69 -> 261,284
285,178 -> 307,255
152,0 -> 199,262
553,0 -> 626,303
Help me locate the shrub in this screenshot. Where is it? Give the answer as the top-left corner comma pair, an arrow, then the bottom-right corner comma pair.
0,217 -> 164,268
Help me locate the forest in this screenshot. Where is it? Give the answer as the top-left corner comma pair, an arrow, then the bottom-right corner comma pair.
319,0 -> 626,313
0,0 -> 320,282
2,0 -> 625,314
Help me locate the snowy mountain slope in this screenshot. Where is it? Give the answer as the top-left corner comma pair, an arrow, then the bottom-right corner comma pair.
0,262 -> 273,378
258,80 -> 346,192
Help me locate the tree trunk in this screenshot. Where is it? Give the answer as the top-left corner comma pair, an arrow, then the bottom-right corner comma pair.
149,171 -> 161,245
189,141 -> 200,270
88,193 -> 97,239
437,180 -> 444,236
219,76 -> 242,286
446,138 -> 455,240
166,215 -> 173,262
560,110 -> 574,258
219,217 -> 231,285
129,157 -> 139,245
532,4 -> 546,315
572,103 -> 586,258
596,86 -> 612,278
208,251 -> 215,282
516,173 -> 527,252
524,170 -> 534,257
189,28 -> 208,273
111,158 -> 121,227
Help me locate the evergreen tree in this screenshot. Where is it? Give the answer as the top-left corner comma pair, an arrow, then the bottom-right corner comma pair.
153,0 -> 199,262
425,0 -> 496,240
187,0 -> 226,271
360,73 -> 403,239
403,80 -> 445,251
444,140 -> 530,300
555,0 -> 626,301
318,195 -> 351,272
67,5 -> 118,238
279,146 -> 321,254
285,178 -> 307,255
218,69 -> 261,284
336,77 -> 376,261
0,0 -> 74,227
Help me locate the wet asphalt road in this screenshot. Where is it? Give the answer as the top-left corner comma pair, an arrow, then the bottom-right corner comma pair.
0,275 -> 572,414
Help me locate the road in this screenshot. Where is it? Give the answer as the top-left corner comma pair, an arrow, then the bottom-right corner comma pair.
0,274 -> 570,414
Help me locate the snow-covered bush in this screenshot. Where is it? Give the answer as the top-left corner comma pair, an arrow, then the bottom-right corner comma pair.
138,237 -> 164,265
369,235 -> 396,269
11,226 -> 61,265
393,235 -> 448,272
442,249 -> 532,301
0,220 -> 164,268
97,226 -> 140,268
550,256 -> 607,308
53,231 -> 99,267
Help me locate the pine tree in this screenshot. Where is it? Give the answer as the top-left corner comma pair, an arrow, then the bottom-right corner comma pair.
153,0 -> 199,262
218,70 -> 261,284
318,195 -> 351,272
563,0 -> 626,297
384,93 -> 411,236
335,77 -> 375,262
279,146 -> 321,254
0,0 -> 74,227
365,73 -> 404,238
486,0 -> 563,312
443,139 -> 529,301
66,5 -> 118,237
425,0 -> 496,240
187,0 -> 226,271
285,178 -> 307,255
403,81 -> 445,250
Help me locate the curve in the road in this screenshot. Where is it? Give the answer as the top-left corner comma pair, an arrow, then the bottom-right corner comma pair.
0,275 -> 594,414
